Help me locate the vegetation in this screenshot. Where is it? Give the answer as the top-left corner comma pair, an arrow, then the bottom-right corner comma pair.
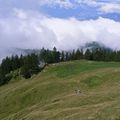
1,46 -> 120,86
0,60 -> 120,120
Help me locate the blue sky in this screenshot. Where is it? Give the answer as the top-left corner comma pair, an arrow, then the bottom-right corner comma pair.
40,0 -> 120,20
0,0 -> 120,20
0,0 -> 120,59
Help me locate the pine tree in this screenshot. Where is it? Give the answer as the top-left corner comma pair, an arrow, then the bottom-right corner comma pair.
20,54 -> 39,79
61,51 -> 65,61
85,49 -> 92,60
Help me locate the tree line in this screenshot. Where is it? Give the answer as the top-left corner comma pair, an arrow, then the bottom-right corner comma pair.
1,47 -> 120,86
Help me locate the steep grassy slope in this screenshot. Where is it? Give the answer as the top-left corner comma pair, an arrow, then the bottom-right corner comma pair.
0,60 -> 120,120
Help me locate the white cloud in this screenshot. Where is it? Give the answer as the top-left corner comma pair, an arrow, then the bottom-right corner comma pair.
99,4 -> 120,14
38,0 -> 73,8
74,0 -> 109,7
42,17 -> 120,50
75,0 -> 99,6
0,9 -> 120,59
75,0 -> 120,14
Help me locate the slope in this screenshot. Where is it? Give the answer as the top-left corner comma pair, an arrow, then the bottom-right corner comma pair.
0,60 -> 120,120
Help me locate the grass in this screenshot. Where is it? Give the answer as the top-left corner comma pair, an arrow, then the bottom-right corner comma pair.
0,60 -> 120,120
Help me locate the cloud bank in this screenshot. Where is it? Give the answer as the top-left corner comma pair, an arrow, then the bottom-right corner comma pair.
0,9 -> 120,59
100,4 -> 120,14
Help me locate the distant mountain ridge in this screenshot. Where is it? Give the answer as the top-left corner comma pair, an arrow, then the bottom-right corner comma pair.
15,42 -> 112,55
15,48 -> 41,55
82,41 -> 112,51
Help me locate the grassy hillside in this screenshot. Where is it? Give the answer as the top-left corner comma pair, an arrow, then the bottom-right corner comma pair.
0,60 -> 120,120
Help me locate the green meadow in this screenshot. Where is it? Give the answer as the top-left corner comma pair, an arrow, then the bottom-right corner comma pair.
0,60 -> 120,120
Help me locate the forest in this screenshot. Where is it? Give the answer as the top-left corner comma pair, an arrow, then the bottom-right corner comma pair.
1,46 -> 120,86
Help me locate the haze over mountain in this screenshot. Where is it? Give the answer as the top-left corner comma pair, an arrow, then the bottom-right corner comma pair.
0,0 -> 120,59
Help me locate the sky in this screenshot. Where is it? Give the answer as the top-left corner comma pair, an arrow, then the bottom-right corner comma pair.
0,0 -> 120,59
